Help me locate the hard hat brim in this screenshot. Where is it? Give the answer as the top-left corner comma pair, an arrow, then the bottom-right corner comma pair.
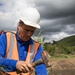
22,20 -> 41,29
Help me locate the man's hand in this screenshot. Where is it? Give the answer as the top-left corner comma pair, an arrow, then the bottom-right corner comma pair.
16,61 -> 34,73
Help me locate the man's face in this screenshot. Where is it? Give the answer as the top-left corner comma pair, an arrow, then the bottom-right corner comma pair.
17,22 -> 36,42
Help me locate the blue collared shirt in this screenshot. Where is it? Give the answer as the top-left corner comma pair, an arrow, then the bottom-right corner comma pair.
0,32 -> 47,75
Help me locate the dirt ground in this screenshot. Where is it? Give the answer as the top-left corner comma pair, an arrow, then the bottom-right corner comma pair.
48,58 -> 75,75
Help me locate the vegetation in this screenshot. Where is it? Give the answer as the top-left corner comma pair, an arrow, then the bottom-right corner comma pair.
33,30 -> 75,58
43,35 -> 75,58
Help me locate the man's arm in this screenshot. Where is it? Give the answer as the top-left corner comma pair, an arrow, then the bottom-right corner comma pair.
34,45 -> 47,75
0,34 -> 17,72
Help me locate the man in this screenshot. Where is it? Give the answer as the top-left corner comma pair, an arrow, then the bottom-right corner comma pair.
0,7 -> 47,75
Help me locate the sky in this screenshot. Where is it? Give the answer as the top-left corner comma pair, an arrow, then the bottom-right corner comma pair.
0,0 -> 75,42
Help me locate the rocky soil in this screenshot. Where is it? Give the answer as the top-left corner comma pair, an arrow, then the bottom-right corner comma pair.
48,58 -> 75,75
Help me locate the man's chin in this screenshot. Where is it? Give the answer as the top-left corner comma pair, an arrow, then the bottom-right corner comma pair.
23,39 -> 30,42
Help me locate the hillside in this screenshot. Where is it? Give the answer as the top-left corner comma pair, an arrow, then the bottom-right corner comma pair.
57,35 -> 75,47
44,35 -> 75,55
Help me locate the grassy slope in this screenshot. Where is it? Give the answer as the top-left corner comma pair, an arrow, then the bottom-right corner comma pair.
57,35 -> 75,47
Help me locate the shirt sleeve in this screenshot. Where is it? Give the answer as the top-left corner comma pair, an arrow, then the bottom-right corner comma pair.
0,34 -> 17,72
34,45 -> 48,75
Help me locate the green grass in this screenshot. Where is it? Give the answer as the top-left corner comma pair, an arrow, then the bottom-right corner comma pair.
50,54 -> 75,59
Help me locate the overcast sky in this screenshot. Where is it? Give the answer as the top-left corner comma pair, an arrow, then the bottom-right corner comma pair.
0,0 -> 75,42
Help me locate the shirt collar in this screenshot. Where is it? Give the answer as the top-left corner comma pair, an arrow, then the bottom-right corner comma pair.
16,32 -> 33,45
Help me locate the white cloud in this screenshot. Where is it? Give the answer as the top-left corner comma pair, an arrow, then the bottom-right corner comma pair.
65,25 -> 75,32
43,32 -> 69,42
51,32 -> 69,41
0,0 -> 35,30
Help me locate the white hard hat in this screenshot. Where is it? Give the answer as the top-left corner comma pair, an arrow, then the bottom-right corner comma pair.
20,7 -> 41,29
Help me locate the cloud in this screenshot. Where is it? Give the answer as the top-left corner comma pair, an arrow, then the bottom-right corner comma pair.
0,0 -> 35,30
35,0 -> 75,19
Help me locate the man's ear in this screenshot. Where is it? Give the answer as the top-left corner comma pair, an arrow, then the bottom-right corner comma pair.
17,25 -> 20,30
